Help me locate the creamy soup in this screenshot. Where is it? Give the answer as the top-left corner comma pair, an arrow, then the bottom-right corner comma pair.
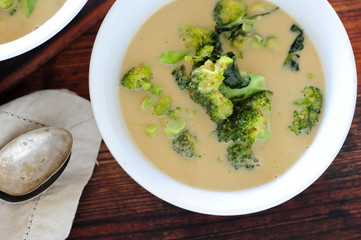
0,0 -> 65,44
119,0 -> 325,191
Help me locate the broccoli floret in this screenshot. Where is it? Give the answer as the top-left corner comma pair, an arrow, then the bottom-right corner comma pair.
216,90 -> 273,145
213,0 -> 278,57
219,73 -> 266,101
178,25 -> 222,56
265,36 -> 281,51
188,55 -> 235,123
140,96 -> 156,110
152,95 -> 172,116
121,63 -> 153,91
289,86 -> 323,135
213,0 -> 254,36
172,52 -> 264,123
0,0 -> 14,9
150,85 -> 164,96
213,0 -> 248,26
172,129 -> 199,159
197,45 -> 215,57
158,50 -> 189,65
214,0 -> 278,30
227,143 -> 260,169
163,107 -> 187,137
121,63 -> 164,96
178,25 -> 213,50
164,119 -> 186,137
167,107 -> 182,120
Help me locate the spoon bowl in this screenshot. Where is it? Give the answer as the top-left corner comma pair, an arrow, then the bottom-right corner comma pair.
0,127 -> 72,203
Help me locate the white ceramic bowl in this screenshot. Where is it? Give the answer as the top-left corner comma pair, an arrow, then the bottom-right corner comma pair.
89,0 -> 357,215
0,0 -> 88,61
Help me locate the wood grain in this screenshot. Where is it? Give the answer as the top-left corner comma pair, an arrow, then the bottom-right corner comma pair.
0,0 -> 360,239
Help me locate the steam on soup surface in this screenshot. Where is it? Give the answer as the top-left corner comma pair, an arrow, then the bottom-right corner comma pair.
0,0 -> 66,44
119,0 -> 325,191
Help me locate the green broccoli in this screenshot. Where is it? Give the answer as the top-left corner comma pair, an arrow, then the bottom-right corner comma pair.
178,25 -> 222,56
227,143 -> 260,169
219,73 -> 266,101
150,85 -> 164,96
213,0 -> 279,57
158,50 -> 189,65
121,63 -> 153,91
140,96 -> 156,110
221,52 -> 250,88
216,90 -> 273,145
121,63 -> 164,97
172,65 -> 191,91
216,90 -> 272,170
183,52 -> 251,88
0,0 -> 14,9
167,107 -> 182,120
215,51 -> 267,105
214,0 -> 278,32
0,0 -> 39,16
152,95 -> 172,116
289,86 -> 323,135
164,120 -> 186,137
213,0 -> 248,26
163,107 -> 186,137
265,36 -> 281,51
172,129 -> 199,159
187,55 -> 235,123
172,52 -> 267,123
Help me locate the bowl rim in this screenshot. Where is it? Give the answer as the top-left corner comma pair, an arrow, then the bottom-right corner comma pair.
89,0 -> 357,215
0,0 -> 88,61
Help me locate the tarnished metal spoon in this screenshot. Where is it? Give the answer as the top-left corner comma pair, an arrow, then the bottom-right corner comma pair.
0,127 -> 72,203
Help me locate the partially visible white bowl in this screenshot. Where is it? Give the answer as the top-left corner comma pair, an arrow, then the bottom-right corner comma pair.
89,0 -> 357,215
0,0 -> 88,61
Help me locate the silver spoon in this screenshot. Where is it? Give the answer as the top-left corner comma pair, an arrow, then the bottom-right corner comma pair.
0,127 -> 72,203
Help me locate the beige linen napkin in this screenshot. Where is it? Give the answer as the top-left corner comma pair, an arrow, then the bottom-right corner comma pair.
0,90 -> 102,240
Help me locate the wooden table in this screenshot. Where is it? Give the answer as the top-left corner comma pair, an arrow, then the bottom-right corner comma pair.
1,0 -> 360,239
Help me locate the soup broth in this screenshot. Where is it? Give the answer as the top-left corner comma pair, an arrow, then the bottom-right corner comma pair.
119,0 -> 325,191
0,0 -> 65,44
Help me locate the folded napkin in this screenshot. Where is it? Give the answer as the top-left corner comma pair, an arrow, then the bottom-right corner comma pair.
0,90 -> 102,240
